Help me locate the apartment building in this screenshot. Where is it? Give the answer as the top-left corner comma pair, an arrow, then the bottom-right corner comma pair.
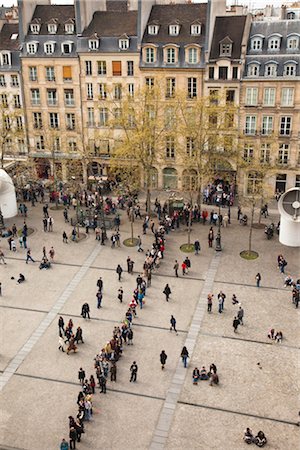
241,17 -> 300,194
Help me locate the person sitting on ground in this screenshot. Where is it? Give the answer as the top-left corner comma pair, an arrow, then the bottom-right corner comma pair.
275,331 -> 283,343
254,431 -> 267,447
39,256 -> 51,270
243,428 -> 254,444
17,273 -> 25,284
199,366 -> 209,380
192,367 -> 200,385
284,275 -> 293,287
267,328 -> 275,340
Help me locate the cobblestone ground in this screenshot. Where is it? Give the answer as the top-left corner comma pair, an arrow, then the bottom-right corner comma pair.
0,196 -> 299,450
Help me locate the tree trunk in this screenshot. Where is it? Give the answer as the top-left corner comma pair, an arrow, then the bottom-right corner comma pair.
248,201 -> 255,253
131,219 -> 134,244
187,209 -> 192,245
146,187 -> 151,214
258,197 -> 264,224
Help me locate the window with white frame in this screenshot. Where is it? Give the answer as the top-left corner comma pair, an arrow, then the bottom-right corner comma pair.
247,63 -> 259,77
87,107 -> 95,126
186,137 -> 195,156
1,52 -> 11,66
30,24 -> 40,34
262,116 -> 273,135
263,87 -> 276,106
0,75 -> 5,86
11,75 -> 19,87
97,61 -> 106,75
281,87 -> 294,106
169,25 -> 179,36
243,144 -> 254,162
64,89 -> 74,106
247,171 -> 261,194
187,77 -> 197,99
191,24 -> 201,35
27,43 -> 38,54
284,63 -> 296,76
119,39 -> 129,50
44,42 -> 55,54
128,83 -> 134,97
45,66 -> 55,81
35,135 -> 44,150
86,83 -> 93,100
49,112 -> 59,129
287,36 -> 299,49
166,136 -> 175,158
18,139 -> 25,154
68,138 -> 77,152
62,42 -> 72,54
99,108 -> 108,126
31,88 -> 40,105
220,42 -> 232,56
4,116 -> 11,130
52,137 -> 60,152
65,23 -> 74,34
245,116 -> 257,135
268,37 -> 280,50
265,63 -> 277,77
113,84 -> 122,100
47,24 -> 57,34
14,94 -> 21,108
33,112 -> 42,129
29,66 -> 37,81
280,116 -> 292,135
278,143 -> 289,164
85,60 -> 92,75
16,116 -> 23,130
47,89 -> 57,105
188,47 -> 198,64
166,78 -> 175,98
260,143 -> 270,163
99,83 -> 107,99
89,39 -> 99,50
145,47 -> 155,63
251,38 -> 263,50
1,93 -> 8,107
127,61 -> 134,76
148,25 -> 159,35
245,87 -> 258,106
166,47 -> 176,64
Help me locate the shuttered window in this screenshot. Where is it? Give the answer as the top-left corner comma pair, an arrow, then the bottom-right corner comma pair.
112,61 -> 121,76
63,66 -> 72,80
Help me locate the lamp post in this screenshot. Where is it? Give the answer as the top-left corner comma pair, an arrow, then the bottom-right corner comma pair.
215,191 -> 223,252
0,206 -> 4,231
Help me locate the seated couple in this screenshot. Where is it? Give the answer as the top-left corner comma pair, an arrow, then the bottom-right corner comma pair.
39,256 -> 51,270
244,429 -> 267,447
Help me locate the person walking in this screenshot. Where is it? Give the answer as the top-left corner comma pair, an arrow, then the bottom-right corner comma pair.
181,346 -> 189,368
26,249 -> 35,264
78,368 -> 85,386
218,295 -> 223,314
137,235 -> 143,252
69,428 -> 77,450
130,361 -> 138,382
81,303 -> 90,319
194,240 -> 201,255
237,306 -> 244,325
49,246 -> 55,262
58,316 -> 65,334
170,315 -> 178,334
63,231 -> 68,243
207,293 -> 213,313
0,249 -> 7,265
96,290 -> 102,308
256,273 -> 261,287
174,260 -> 179,277
163,284 -> 171,302
118,287 -> 123,303
116,264 -> 123,281
160,350 -> 167,370
233,316 -> 240,333
208,228 -> 214,248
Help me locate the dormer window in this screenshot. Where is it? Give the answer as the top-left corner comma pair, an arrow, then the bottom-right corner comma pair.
251,37 -> 263,50
247,63 -> 260,77
89,39 -> 99,50
287,35 -> 299,50
0,52 -> 11,66
27,42 -> 38,55
287,11 -> 295,20
65,23 -> 74,34
148,25 -> 159,35
30,24 -> 40,34
191,24 -> 201,35
187,47 -> 199,64
62,42 -> 73,54
265,62 -> 277,77
284,62 -> 297,76
48,24 -> 57,34
169,25 -> 180,36
268,36 -> 281,50
119,38 -> 129,50
44,42 -> 55,55
220,36 -> 233,57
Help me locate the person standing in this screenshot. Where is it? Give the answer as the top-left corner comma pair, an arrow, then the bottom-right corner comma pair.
208,228 -> 214,248
63,231 -> 68,243
130,361 -> 138,382
97,277 -> 103,293
127,257 -> 134,274
127,328 -> 133,345
69,427 -> 77,450
160,350 -> 167,370
58,316 -> 65,334
174,260 -> 179,277
207,294 -> 213,313
233,316 -> 240,333
49,246 -> 55,262
170,315 -> 178,334
237,306 -> 244,325
99,373 -> 107,393
181,346 -> 189,368
116,264 -> 123,281
218,295 -> 223,314
96,290 -> 102,308
110,362 -> 117,382
163,284 -> 171,302
81,303 -> 90,319
256,273 -> 261,287
194,240 -> 201,255
0,249 -> 7,265
118,287 -> 123,303
78,368 -> 85,386
137,235 -> 143,252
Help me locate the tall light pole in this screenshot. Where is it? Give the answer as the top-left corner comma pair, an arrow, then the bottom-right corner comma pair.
215,190 -> 223,252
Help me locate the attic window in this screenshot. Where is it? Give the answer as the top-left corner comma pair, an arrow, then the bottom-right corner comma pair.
48,24 -> 57,34
11,33 -> 18,40
191,24 -> 201,35
89,39 -> 99,50
220,43 -> 232,56
148,25 -> 159,35
169,25 -> 180,36
65,23 -> 74,34
30,24 -> 40,34
119,39 -> 129,50
287,11 -> 295,20
62,42 -> 73,54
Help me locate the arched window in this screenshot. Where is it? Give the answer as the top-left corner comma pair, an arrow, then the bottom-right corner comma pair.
268,37 -> 281,50
287,35 -> 299,50
188,47 -> 198,64
265,63 -> 277,77
284,63 -> 297,76
247,63 -> 259,77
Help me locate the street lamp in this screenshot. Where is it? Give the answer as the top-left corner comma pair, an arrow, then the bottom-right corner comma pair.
215,190 -> 223,252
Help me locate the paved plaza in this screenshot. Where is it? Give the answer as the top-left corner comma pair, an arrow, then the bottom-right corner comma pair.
0,197 -> 299,450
